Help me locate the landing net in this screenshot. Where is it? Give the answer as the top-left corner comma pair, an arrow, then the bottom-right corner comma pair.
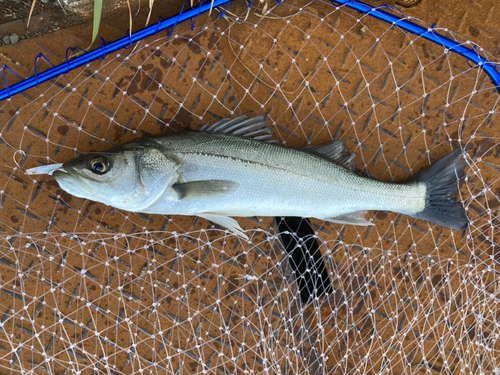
0,1 -> 499,374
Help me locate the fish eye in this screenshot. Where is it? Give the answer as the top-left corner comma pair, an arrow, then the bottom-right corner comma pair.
89,156 -> 110,174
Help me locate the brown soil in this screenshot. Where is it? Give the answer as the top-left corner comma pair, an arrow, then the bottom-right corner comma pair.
0,0 -> 186,46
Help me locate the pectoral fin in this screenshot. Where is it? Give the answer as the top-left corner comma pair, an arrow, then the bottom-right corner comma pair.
198,213 -> 248,240
173,180 -> 239,199
325,211 -> 373,226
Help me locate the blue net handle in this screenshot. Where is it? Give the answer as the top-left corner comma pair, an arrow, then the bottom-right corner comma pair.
1,0 -> 499,101
0,0 -> 233,101
333,0 -> 500,92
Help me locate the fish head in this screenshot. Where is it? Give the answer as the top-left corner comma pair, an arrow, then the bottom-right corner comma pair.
53,145 -> 182,211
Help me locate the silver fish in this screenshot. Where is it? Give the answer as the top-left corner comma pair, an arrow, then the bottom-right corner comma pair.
26,114 -> 468,239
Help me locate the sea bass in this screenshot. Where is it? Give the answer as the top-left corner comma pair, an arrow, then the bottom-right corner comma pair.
26,114 -> 469,239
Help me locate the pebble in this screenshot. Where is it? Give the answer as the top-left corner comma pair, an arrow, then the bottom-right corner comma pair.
10,34 -> 19,45
2,35 -> 10,45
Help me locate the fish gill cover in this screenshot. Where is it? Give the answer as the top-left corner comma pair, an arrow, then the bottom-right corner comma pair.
0,0 -> 499,374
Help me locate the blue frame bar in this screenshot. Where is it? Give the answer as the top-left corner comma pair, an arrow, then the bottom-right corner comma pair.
0,0 -> 233,101
1,0 -> 499,101
333,0 -> 500,91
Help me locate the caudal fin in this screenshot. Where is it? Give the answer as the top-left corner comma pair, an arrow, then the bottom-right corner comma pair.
410,148 -> 469,230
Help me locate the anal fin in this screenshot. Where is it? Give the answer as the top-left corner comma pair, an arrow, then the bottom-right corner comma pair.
199,213 -> 249,240
325,211 -> 373,226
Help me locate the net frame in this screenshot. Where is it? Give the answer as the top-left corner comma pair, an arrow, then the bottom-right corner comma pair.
0,1 -> 499,374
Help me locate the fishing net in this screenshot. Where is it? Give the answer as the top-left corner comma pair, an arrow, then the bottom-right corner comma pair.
0,0 -> 499,374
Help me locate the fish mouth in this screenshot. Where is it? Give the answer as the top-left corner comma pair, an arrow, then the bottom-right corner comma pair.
26,162 -> 93,198
52,168 -> 95,200
27,162 -> 92,199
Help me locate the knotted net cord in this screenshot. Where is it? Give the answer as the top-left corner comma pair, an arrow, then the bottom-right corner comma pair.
0,1 -> 499,374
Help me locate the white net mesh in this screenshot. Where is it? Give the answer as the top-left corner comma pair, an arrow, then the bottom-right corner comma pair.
0,1 -> 499,374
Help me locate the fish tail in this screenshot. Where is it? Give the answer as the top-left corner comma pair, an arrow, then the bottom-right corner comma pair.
409,148 -> 469,230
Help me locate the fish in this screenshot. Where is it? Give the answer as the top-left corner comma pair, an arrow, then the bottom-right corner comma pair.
26,114 -> 469,239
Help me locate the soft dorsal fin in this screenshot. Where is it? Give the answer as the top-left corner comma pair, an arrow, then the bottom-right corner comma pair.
302,139 -> 356,171
198,113 -> 276,142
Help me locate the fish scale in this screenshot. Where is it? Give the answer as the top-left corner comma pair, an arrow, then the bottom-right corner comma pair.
147,132 -> 425,219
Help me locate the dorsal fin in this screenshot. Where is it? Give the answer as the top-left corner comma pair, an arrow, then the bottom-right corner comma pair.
198,113 -> 276,142
302,139 -> 356,171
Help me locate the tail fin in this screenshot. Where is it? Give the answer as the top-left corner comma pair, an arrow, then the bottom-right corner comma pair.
410,148 -> 469,230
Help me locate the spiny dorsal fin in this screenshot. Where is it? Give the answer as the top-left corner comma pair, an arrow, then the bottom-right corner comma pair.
302,139 -> 356,171
198,113 -> 276,143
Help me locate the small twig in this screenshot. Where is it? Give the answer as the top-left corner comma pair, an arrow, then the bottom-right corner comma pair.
27,0 -> 37,27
